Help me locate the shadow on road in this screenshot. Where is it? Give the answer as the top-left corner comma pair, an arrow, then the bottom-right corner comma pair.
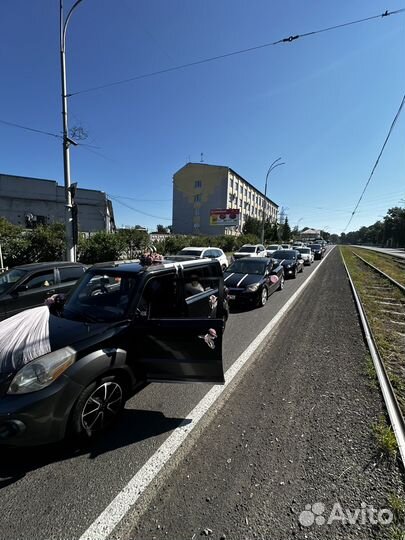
0,408 -> 189,489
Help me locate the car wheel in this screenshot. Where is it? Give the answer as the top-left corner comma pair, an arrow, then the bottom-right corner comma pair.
69,375 -> 126,439
258,287 -> 268,307
221,264 -> 227,271
278,275 -> 285,291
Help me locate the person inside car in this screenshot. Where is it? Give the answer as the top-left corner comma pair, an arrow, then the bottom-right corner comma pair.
184,274 -> 204,297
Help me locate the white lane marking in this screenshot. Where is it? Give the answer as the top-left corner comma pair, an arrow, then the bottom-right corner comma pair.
236,274 -> 249,287
79,248 -> 335,540
224,273 -> 234,282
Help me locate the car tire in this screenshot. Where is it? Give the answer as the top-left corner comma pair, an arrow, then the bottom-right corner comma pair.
277,275 -> 285,291
221,264 -> 227,271
69,375 -> 126,440
258,287 -> 268,307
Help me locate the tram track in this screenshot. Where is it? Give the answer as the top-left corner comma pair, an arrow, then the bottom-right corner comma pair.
341,247 -> 405,465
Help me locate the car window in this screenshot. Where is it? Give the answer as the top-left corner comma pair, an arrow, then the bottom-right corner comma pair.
23,270 -> 55,290
138,274 -> 181,319
0,268 -> 27,294
59,266 -> 85,283
64,271 -> 138,322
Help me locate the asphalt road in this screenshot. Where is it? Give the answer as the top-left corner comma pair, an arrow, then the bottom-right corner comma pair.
131,247 -> 404,540
0,252 -> 330,540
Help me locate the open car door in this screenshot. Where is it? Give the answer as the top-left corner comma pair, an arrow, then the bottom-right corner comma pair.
134,266 -> 225,384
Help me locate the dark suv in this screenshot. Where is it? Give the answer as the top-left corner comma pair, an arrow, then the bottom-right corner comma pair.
0,262 -> 87,321
0,258 -> 227,446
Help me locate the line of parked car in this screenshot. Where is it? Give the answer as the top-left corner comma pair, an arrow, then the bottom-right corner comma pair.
221,241 -> 327,309
0,240 -> 327,447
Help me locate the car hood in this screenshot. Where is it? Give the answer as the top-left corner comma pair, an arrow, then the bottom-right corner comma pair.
278,258 -> 297,266
224,272 -> 262,289
0,305 -> 121,374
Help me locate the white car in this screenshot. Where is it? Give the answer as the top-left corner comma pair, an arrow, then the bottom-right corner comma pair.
233,244 -> 267,260
177,247 -> 228,270
266,244 -> 282,257
295,247 -> 314,265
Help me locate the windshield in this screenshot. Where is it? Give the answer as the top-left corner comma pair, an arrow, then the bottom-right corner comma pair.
227,260 -> 267,275
311,244 -> 321,249
178,249 -> 203,256
272,250 -> 296,260
0,268 -> 27,294
63,271 -> 140,323
299,248 -> 311,254
267,245 -> 279,250
237,246 -> 256,253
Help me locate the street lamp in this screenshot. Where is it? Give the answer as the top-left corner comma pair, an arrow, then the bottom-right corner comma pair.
60,0 -> 84,262
261,158 -> 285,244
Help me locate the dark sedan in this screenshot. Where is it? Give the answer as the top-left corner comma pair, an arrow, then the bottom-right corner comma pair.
224,257 -> 284,307
271,250 -> 304,279
309,243 -> 324,260
0,262 -> 86,321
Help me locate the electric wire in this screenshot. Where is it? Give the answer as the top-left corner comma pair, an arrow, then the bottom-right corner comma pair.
68,8 -> 405,97
343,93 -> 405,232
108,194 -> 171,221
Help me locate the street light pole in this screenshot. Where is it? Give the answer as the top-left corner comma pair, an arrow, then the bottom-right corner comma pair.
60,0 -> 84,262
260,157 -> 285,244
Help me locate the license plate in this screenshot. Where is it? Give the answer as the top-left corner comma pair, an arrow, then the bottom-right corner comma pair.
228,295 -> 236,300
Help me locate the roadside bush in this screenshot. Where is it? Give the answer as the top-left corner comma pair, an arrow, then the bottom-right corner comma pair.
78,232 -> 126,264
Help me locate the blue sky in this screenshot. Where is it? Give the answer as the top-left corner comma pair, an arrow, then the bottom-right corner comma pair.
1,0 -> 404,234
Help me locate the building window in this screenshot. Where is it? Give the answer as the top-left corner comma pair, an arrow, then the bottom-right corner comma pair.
194,180 -> 202,189
244,188 -> 247,197
239,199 -> 242,207
194,194 -> 201,202
229,179 -> 233,189
240,184 -> 243,193
229,194 -> 233,203
234,181 -> 238,191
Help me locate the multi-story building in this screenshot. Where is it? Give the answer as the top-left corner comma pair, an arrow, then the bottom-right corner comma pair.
172,163 -> 278,236
0,173 -> 115,233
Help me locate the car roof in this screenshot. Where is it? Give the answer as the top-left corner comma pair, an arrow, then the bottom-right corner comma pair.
89,258 -> 219,275
180,247 -> 205,251
232,257 -> 269,262
14,261 -> 85,271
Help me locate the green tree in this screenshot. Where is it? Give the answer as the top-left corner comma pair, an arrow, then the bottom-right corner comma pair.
117,228 -> 149,257
156,224 -> 168,233
242,216 -> 261,236
29,224 -> 66,262
78,232 -> 126,264
281,217 -> 291,242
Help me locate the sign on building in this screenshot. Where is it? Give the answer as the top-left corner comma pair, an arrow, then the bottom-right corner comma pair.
210,208 -> 240,227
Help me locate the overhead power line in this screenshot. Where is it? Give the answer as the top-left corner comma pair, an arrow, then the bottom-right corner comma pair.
343,92 -> 405,233
69,8 -> 405,97
0,119 -> 62,139
109,194 -> 171,221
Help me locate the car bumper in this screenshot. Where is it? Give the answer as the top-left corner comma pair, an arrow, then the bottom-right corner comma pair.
0,375 -> 84,447
283,268 -> 296,278
227,289 -> 259,305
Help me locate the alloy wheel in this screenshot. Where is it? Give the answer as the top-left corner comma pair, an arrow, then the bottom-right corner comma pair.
81,381 -> 123,433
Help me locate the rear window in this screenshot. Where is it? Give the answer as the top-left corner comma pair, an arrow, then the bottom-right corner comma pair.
272,250 -> 296,259
237,246 -> 256,253
59,266 -> 85,283
299,248 -> 311,254
179,249 -> 203,257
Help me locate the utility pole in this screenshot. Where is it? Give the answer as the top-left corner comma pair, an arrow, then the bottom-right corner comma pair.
60,0 -> 83,262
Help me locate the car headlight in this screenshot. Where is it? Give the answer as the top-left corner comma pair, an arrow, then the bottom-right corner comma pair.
7,347 -> 76,394
246,283 -> 260,292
